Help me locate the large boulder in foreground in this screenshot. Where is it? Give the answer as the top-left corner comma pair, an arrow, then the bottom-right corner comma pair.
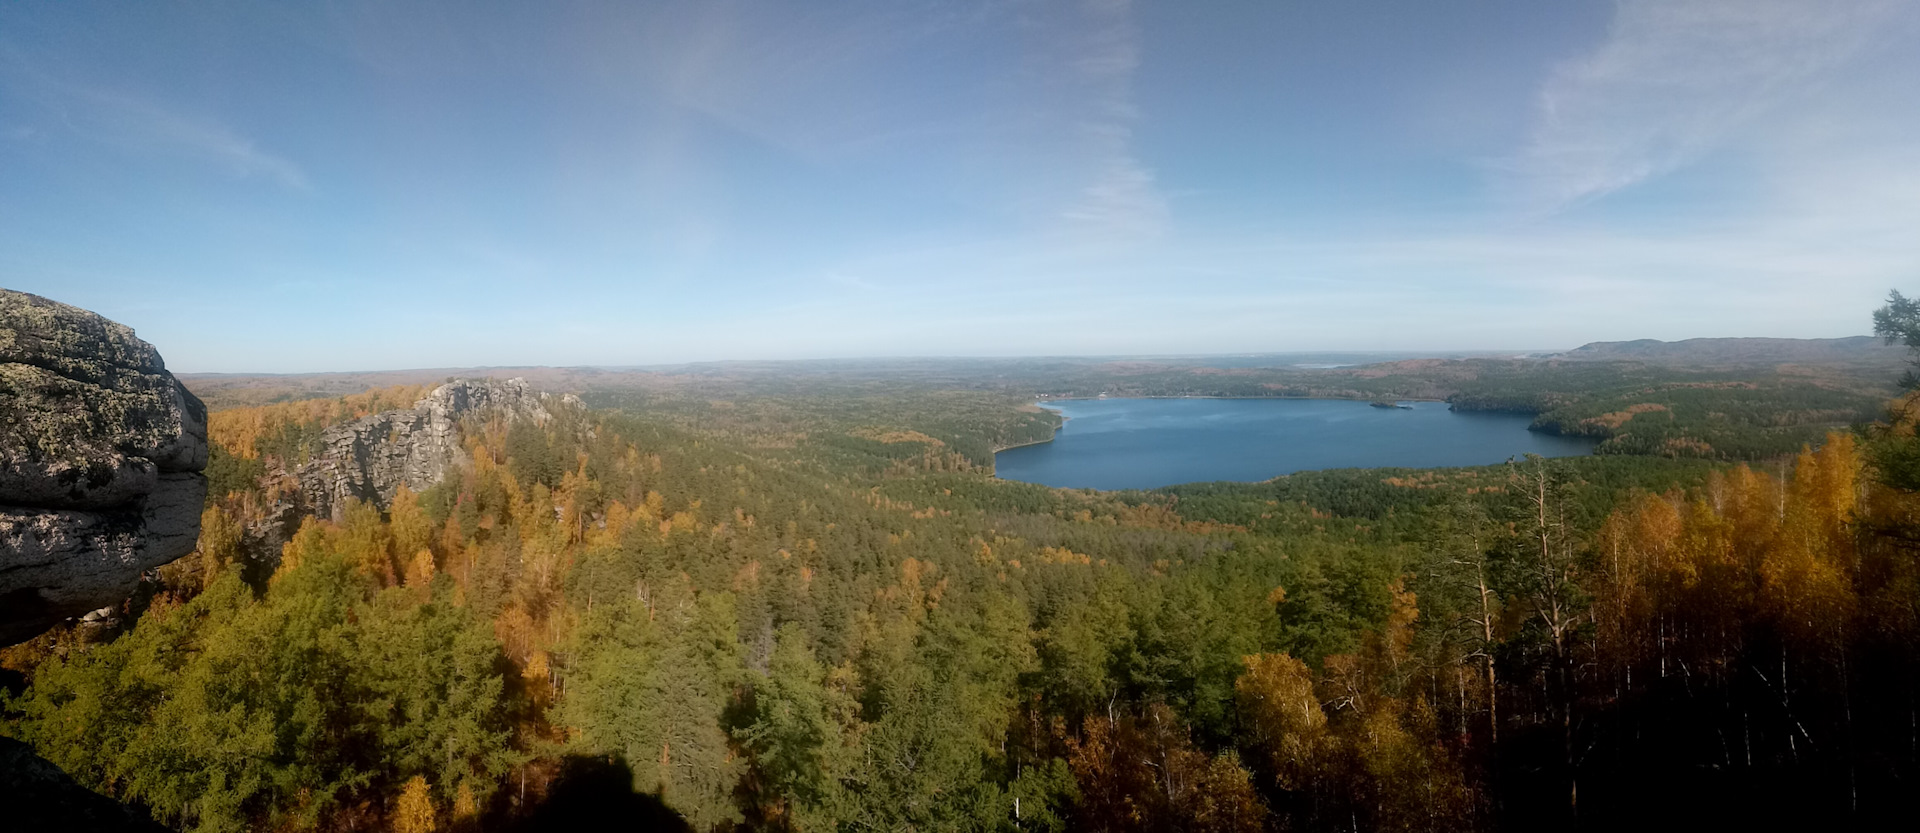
0,289 -> 207,646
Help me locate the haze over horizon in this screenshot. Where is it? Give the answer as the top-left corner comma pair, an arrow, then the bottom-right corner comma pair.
5,0 -> 1918,373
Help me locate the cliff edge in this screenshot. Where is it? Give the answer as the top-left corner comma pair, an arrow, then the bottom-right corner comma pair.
0,289 -> 207,646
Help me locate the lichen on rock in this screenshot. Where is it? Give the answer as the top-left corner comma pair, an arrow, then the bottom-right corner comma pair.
0,289 -> 207,645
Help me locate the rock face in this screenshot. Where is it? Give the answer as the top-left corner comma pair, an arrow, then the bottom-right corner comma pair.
0,289 -> 207,646
296,378 -> 569,521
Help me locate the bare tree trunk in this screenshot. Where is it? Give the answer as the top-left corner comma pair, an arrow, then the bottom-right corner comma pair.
1478,561 -> 1500,745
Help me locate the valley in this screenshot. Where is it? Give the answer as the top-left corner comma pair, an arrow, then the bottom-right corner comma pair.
8,322 -> 1914,831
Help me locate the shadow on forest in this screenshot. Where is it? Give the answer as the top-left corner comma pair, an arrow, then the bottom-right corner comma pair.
508,755 -> 690,832
0,666 -> 27,698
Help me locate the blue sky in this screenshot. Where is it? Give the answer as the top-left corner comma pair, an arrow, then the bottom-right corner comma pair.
4,0 -> 1918,372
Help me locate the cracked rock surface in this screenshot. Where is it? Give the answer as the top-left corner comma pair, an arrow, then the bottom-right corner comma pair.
0,289 -> 207,646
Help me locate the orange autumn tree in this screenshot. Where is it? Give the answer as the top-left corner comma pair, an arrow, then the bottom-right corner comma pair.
1064,703 -> 1267,833
1762,436 -> 1860,656
1576,430 -> 1904,827
1593,436 -> 1864,696
1235,580 -> 1475,833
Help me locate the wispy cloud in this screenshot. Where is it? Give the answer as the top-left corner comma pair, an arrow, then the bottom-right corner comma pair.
77,89 -> 309,187
1506,0 -> 1911,210
1,46 -> 307,188
594,0 -> 1168,241
1058,0 -> 1167,239
627,2 -> 996,159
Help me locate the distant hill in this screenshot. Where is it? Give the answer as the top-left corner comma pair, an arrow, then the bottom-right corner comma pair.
1555,336 -> 1905,366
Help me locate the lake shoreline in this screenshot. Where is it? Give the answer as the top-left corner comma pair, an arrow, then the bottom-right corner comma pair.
1036,394 -> 1454,405
990,394 -> 1495,460
991,435 -> 1058,454
991,406 -> 1067,455
993,396 -> 1594,490
1028,394 -> 1573,435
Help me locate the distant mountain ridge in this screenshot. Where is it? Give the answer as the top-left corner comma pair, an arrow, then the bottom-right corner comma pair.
1556,336 -> 1903,365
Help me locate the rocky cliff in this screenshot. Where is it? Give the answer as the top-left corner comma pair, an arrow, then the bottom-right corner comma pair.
296,377 -> 576,521
0,289 -> 207,646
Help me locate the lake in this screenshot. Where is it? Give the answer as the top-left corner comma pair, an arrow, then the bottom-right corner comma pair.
994,398 -> 1595,490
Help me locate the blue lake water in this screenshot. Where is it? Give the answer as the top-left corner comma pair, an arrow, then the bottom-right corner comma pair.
994,398 -> 1595,491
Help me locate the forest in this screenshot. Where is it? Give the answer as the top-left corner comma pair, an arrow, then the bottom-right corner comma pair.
7,311 -> 1920,832
183,344 -> 1896,465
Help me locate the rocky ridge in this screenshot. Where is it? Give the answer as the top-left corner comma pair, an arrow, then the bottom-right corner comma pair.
294,377 -> 575,521
0,289 -> 208,646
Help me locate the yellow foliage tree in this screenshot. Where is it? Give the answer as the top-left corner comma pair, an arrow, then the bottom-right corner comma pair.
339,500 -> 397,586
275,516 -> 331,579
389,486 -> 435,565
405,548 -> 436,590
394,775 -> 437,833
1234,652 -> 1330,792
1763,436 -> 1861,654
451,781 -> 479,826
173,504 -> 245,591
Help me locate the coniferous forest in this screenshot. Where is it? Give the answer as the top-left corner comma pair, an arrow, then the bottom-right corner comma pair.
8,300 -> 1920,833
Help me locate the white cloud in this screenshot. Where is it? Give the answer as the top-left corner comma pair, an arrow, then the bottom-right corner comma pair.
1058,0 -> 1167,240
561,0 -> 1167,241
83,91 -> 309,187
1508,0 -> 1912,210
1,47 -> 308,187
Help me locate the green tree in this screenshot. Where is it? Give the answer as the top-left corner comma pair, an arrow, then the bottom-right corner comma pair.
739,624 -> 854,829
1870,289 -> 1920,489
1873,289 -> 1920,390
558,580 -> 745,829
356,581 -> 519,805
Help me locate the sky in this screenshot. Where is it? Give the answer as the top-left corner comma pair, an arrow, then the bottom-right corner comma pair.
3,0 -> 1919,373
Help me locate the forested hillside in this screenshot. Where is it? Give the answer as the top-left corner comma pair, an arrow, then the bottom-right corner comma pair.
1555,336 -> 1900,365
184,342 -> 1896,463
8,327 -> 1920,831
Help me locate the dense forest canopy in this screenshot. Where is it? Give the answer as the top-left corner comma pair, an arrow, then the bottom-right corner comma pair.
7,321 -> 1920,832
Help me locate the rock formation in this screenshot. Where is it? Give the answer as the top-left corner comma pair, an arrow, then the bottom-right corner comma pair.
0,289 -> 208,646
296,377 -> 575,521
